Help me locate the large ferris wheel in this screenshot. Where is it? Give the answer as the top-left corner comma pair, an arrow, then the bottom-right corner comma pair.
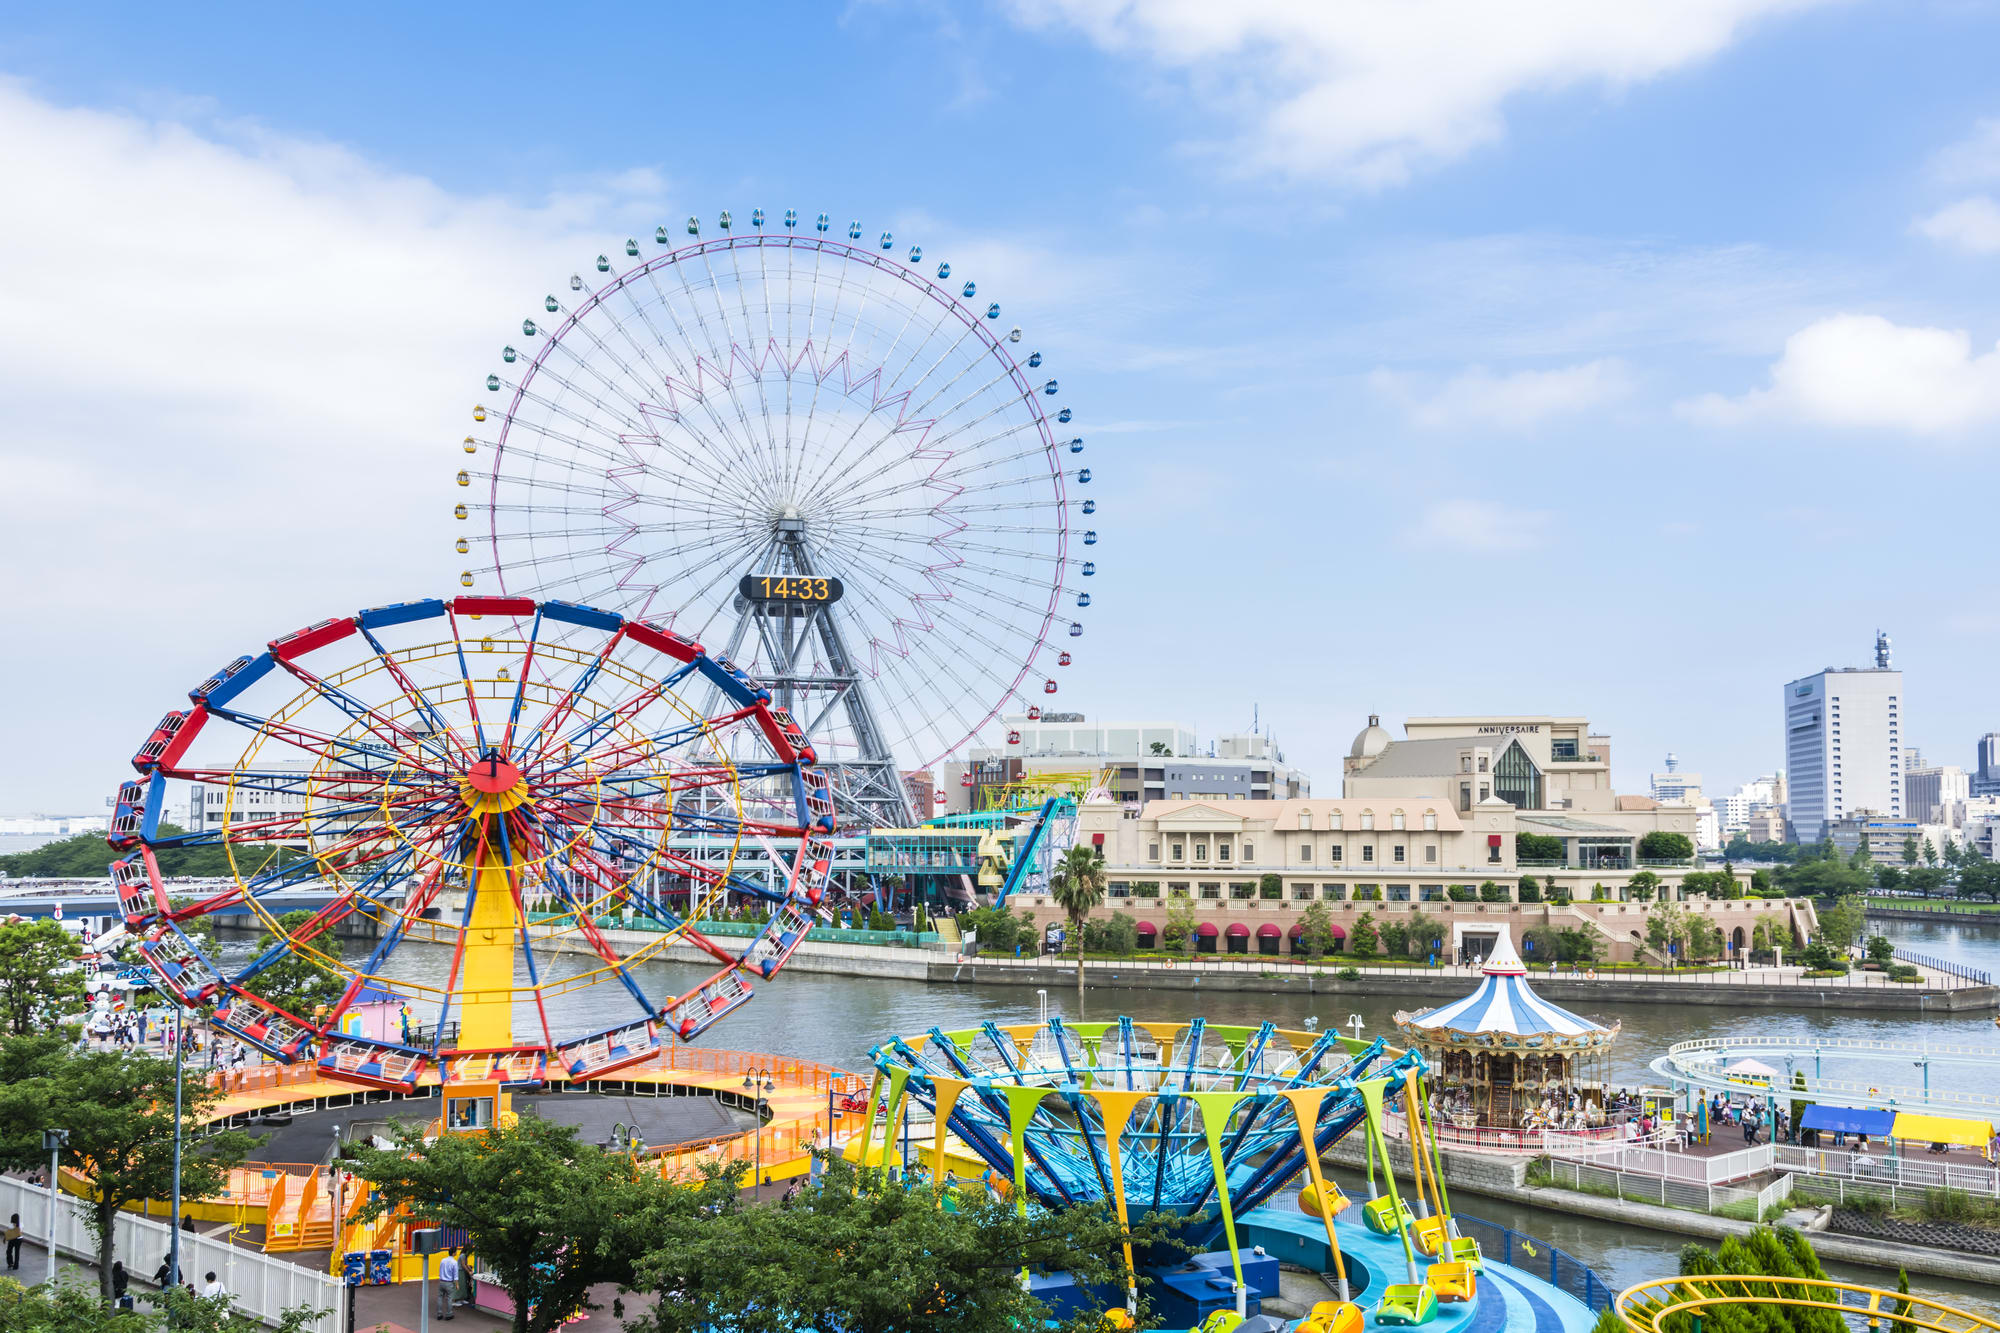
454,210 -> 1097,827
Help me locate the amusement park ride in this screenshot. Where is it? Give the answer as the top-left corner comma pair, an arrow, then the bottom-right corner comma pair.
452,211 -> 1096,834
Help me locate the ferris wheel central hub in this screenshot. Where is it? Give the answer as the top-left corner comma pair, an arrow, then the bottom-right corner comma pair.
460,751 -> 531,814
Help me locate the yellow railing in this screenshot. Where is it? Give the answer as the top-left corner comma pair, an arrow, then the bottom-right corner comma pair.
1616,1276 -> 2000,1333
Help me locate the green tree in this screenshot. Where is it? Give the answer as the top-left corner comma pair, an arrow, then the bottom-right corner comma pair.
1161,896 -> 1199,957
1478,880 -> 1508,903
1646,900 -> 1692,964
1854,832 -> 1872,866
1638,831 -> 1695,862
0,921 -> 84,1037
350,1114 -> 676,1333
1874,864 -> 1905,894
0,1042 -> 256,1299
1514,832 -> 1564,863
0,825 -> 303,881
1903,836 -> 1920,867
1816,895 -> 1866,950
1378,920 -> 1410,958
1775,858 -> 1870,899
1147,741 -> 1172,756
1347,911 -> 1379,960
1516,874 -> 1542,903
962,906 -> 1027,956
1625,870 -> 1661,902
1405,909 -> 1444,959
1752,911 -> 1791,953
1921,837 -> 1938,867
1957,860 -> 2000,903
1943,839 -> 1965,870
1296,901 -> 1337,959
237,910 -> 345,1021
633,1153 -> 1183,1333
1047,844 -> 1107,997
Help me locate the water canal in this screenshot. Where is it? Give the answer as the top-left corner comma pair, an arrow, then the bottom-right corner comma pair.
217,913 -> 2000,1309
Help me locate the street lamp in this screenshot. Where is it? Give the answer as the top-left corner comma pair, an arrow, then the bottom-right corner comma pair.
42,1128 -> 66,1285
742,1070 -> 774,1190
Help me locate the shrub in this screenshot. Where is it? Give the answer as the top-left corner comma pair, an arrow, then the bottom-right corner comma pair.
1338,967 -> 1361,981
1379,921 -> 1409,957
1517,875 -> 1542,904
1516,832 -> 1565,862
1405,909 -> 1444,959
1352,885 -> 1382,902
962,905 -> 1028,956
1639,832 -> 1696,861
1479,880 -> 1509,903
1865,935 -> 1895,966
1448,885 -> 1476,902
1590,883 -> 1608,901
1130,880 -> 1160,898
1888,964 -> 1920,983
1259,873 -> 1282,900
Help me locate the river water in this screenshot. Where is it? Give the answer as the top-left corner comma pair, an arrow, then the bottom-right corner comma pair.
222,913 -> 2000,1308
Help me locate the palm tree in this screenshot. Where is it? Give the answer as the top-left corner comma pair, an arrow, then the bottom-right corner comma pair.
1048,843 -> 1108,998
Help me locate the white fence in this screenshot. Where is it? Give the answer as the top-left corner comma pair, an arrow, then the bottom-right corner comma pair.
0,1176 -> 336,1328
1548,1136 -> 1776,1187
1774,1144 -> 2000,1197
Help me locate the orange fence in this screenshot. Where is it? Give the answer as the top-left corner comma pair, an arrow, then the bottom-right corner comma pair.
204,1046 -> 860,1098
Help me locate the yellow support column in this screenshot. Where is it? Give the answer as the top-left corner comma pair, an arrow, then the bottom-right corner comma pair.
457,758 -> 532,1053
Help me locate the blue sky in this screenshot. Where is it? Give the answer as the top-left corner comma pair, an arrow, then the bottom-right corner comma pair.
4,1 -> 2000,812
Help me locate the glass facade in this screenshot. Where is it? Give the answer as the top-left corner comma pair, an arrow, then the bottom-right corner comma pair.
1493,740 -> 1543,810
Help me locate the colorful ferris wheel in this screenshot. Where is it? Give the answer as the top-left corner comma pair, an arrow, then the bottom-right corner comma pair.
108,595 -> 836,1092
453,210 -> 1097,827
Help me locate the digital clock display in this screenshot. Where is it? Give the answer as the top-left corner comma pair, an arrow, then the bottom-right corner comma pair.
739,574 -> 844,606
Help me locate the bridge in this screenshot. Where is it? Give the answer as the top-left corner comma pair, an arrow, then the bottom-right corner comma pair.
1650,1034 -> 2000,1118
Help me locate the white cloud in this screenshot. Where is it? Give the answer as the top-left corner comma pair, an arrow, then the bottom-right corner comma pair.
0,79 -> 675,807
1679,313 -> 2000,434
1913,196 -> 2000,255
1369,358 -> 1631,429
1401,499 -> 1552,553
1002,0 -> 1829,186
1928,118 -> 2000,186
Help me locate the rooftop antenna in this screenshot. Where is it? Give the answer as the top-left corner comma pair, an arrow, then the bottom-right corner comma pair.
1875,629 -> 1892,669
1253,702 -> 1260,735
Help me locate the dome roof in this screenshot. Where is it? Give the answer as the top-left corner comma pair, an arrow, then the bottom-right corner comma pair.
1350,713 -> 1392,760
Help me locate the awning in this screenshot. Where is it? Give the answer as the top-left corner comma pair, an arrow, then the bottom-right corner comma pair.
1893,1112 -> 1995,1149
1799,1105 -> 1895,1136
1726,1058 -> 1779,1080
1134,921 -> 1158,937
1196,922 -> 1218,937
1289,921 -> 1346,939
1257,923 -> 1283,938
1225,923 -> 1250,937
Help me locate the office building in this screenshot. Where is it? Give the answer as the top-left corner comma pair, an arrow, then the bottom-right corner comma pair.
1905,765 -> 1970,825
1974,733 -> 2000,799
1783,632 -> 1903,844
941,714 -> 1310,814
1650,754 -> 1702,805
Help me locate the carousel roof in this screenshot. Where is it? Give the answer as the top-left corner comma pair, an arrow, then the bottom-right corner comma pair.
1398,933 -> 1614,1047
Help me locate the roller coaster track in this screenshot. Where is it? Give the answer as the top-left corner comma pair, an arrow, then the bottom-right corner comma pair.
1616,1276 -> 2000,1333
1651,1035 -> 2000,1116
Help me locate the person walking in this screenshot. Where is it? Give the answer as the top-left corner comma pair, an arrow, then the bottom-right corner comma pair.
111,1261 -> 131,1309
436,1250 -> 461,1320
4,1213 -> 22,1270
201,1271 -> 224,1300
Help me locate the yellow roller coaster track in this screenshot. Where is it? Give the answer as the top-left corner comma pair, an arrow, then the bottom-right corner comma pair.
1616,1276 -> 2000,1333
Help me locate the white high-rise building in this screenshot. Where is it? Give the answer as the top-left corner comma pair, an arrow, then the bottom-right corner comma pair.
1784,632 -> 1904,844
1905,765 -> 1970,824
1650,753 -> 1702,804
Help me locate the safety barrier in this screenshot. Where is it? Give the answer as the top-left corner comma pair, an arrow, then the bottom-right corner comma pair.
0,1174 -> 335,1328
1453,1213 -> 1613,1312
1892,947 -> 1991,986
1775,1144 -> 2000,1197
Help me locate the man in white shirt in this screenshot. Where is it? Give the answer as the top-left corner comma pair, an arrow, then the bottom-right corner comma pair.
201,1272 -> 224,1300
436,1251 -> 460,1320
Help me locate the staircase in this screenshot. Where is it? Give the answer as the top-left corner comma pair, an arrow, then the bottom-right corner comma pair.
935,916 -> 962,948
263,1170 -> 334,1252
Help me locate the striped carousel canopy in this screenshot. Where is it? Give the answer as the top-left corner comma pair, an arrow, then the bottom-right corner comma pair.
1397,932 -> 1616,1052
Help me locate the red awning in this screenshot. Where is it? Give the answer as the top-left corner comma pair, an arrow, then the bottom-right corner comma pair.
1135,921 -> 1158,936
1257,923 -> 1283,938
1225,922 -> 1250,937
1196,921 -> 1219,937
1288,921 -> 1305,937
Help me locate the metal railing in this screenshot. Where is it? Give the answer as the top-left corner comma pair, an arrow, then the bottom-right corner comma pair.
0,1174 -> 334,1328
1454,1213 -> 1614,1312
1891,947 -> 1991,986
1774,1144 -> 2000,1197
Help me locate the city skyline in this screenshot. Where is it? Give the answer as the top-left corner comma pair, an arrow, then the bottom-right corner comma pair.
5,4 -> 2000,809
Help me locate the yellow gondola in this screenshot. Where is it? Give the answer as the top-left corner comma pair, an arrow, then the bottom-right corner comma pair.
1427,1260 -> 1477,1303
1295,1299 -> 1364,1333
1362,1194 -> 1414,1235
1375,1283 -> 1439,1325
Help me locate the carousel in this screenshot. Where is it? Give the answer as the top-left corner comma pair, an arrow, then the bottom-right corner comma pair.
1394,933 -> 1619,1130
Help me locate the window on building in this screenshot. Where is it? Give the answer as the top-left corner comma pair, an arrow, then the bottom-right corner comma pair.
1328,812 -> 1342,830
1362,845 -> 1375,863
1218,844 -> 1231,862
1493,740 -> 1544,810
1193,843 -> 1208,861
1299,846 -> 1313,862
1242,842 -> 1255,861
1424,811 -> 1438,830
1488,841 -> 1502,863
1361,812 -> 1375,830
1393,844 -> 1406,863
1478,755 -> 1489,773
1420,885 -> 1444,902
1480,783 -> 1491,802
1392,811 -> 1406,830
1459,783 -> 1471,813
1108,881 -> 1130,897
1202,882 -> 1224,900
1324,884 -> 1347,900
1299,810 -> 1313,830
1388,884 -> 1412,902
1292,883 -> 1316,900
1168,882 -> 1190,897
1148,843 -> 1160,861
1170,843 -> 1184,860
1425,845 -> 1437,863
1461,754 -> 1472,773
1329,845 -> 1343,863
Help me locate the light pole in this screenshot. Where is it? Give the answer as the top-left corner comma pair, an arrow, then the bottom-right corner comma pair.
741,1070 -> 775,1190
42,1128 -> 66,1285
168,1000 -> 186,1290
